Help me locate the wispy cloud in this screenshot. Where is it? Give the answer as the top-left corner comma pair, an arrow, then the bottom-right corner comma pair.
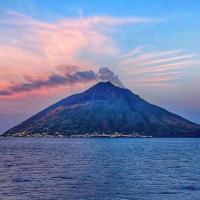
120,49 -> 183,65
120,45 -> 148,59
128,60 -> 194,75
119,46 -> 199,86
139,54 -> 195,66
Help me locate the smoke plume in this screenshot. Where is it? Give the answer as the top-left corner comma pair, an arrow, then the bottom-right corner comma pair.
97,67 -> 125,88
0,67 -> 124,96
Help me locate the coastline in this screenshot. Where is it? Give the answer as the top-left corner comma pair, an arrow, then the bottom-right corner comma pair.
1,132 -> 152,138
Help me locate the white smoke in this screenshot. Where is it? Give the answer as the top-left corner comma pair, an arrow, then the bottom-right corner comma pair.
97,67 -> 125,88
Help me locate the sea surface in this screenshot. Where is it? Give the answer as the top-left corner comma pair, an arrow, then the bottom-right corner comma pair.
0,138 -> 200,200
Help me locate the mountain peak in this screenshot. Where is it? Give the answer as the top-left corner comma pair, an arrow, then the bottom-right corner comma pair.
90,81 -> 121,89
83,81 -> 131,100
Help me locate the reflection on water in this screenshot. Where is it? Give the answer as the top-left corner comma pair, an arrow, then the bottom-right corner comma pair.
0,138 -> 200,200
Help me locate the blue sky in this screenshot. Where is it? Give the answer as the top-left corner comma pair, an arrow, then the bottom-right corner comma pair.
0,0 -> 200,132
1,0 -> 200,51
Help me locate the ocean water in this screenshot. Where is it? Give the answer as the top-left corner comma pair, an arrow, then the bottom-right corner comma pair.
0,138 -> 200,200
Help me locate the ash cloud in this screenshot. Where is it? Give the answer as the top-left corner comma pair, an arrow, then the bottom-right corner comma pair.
0,67 -> 124,96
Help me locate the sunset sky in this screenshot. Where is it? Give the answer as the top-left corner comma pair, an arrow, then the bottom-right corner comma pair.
0,0 -> 200,132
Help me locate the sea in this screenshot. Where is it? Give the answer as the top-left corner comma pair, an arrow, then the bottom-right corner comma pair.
0,137 -> 200,200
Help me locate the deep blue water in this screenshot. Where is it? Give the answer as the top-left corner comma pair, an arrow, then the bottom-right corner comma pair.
0,138 -> 200,200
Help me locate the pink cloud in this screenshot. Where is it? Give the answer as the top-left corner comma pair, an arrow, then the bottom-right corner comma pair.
0,12 -> 157,96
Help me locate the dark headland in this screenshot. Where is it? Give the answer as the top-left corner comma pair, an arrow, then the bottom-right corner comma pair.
3,81 -> 200,137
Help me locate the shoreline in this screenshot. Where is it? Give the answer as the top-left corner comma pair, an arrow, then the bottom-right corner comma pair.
0,133 -> 152,138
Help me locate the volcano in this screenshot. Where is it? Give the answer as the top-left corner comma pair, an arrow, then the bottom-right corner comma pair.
3,82 -> 200,137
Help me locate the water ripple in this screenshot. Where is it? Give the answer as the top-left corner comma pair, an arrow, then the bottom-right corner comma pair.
0,138 -> 200,200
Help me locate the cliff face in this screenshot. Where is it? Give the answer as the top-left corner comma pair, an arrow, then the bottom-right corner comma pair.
4,82 -> 200,137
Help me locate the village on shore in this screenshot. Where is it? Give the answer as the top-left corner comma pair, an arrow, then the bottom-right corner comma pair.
1,130 -> 152,138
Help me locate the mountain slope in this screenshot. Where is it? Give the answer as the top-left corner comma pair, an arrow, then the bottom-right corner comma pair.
3,82 -> 200,137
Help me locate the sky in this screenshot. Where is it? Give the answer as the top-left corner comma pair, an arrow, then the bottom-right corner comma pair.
0,0 -> 200,132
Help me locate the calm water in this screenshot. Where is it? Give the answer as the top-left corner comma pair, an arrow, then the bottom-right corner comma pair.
0,138 -> 200,200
